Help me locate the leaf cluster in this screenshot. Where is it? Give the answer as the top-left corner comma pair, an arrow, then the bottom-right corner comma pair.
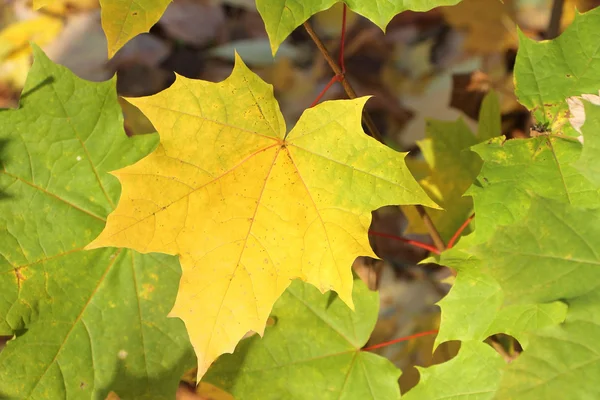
1,2 -> 600,400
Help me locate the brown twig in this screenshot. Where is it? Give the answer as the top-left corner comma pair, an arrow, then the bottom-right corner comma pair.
415,205 -> 446,252
547,0 -> 564,39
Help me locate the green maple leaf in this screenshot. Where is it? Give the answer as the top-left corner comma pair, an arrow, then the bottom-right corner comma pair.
403,341 -> 504,400
0,45 -> 194,399
410,199 -> 597,399
257,0 -> 462,54
514,7 -> 600,134
410,9 -> 600,398
404,92 -> 501,241
203,277 -> 401,400
477,199 -> 600,398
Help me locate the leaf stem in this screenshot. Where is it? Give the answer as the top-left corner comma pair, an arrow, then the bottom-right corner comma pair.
362,329 -> 438,351
447,213 -> 475,249
310,75 -> 341,108
368,230 -> 440,255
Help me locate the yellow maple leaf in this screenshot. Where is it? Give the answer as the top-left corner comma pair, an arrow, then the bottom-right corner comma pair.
87,54 -> 437,378
100,0 -> 171,57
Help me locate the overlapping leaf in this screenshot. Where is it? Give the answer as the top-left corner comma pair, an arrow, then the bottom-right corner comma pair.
404,92 -> 501,241
203,277 -> 401,400
100,0 -> 171,57
256,0 -> 462,54
477,199 -> 600,398
86,53 -> 437,378
407,8 -> 600,399
33,0 -> 171,57
0,46 -> 194,399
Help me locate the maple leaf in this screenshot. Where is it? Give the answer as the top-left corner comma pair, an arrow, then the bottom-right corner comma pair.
413,9 -> 600,398
256,0 -> 462,54
33,0 -> 171,57
476,199 -> 600,398
99,0 -> 171,56
403,92 -> 501,241
86,53 -> 437,378
203,277 -> 401,400
0,46 -> 194,398
403,341 -> 504,400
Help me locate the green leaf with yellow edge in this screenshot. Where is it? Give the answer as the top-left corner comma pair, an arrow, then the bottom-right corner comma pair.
514,7 -> 600,134
256,0 -> 462,55
203,277 -> 401,400
0,45 -> 194,399
101,0 -> 170,57
86,53 -> 437,379
404,92 -> 501,241
403,341 -> 504,400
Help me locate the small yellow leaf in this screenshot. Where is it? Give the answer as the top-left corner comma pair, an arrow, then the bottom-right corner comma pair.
87,54 -> 437,379
100,0 -> 171,57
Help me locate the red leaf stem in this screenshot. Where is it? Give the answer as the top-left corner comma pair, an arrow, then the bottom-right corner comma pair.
447,213 -> 475,249
362,329 -> 439,351
309,5 -> 349,107
368,230 -> 440,255
309,75 -> 341,108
